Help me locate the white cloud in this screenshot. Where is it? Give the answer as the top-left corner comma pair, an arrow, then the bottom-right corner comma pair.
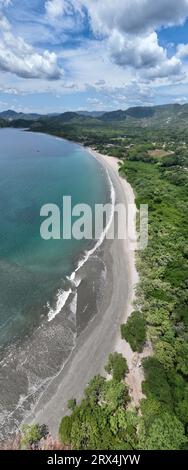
109,30 -> 182,80
86,97 -> 104,108
0,15 -> 62,79
81,0 -> 188,35
0,14 -> 10,29
174,96 -> 187,104
0,84 -> 18,94
46,0 -> 188,33
82,0 -> 187,77
45,0 -> 188,79
45,0 -> 66,19
0,0 -> 12,7
45,0 -> 83,20
0,0 -> 188,108
176,43 -> 188,59
109,31 -> 180,72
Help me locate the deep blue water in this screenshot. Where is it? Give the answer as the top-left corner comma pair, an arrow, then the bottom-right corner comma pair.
0,129 -> 109,348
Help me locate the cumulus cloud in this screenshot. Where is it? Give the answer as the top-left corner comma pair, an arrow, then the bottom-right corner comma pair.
109,30 -> 181,78
46,0 -> 188,34
82,0 -> 187,77
110,31 -> 167,69
0,15 -> 62,79
45,0 -> 188,79
81,0 -> 188,35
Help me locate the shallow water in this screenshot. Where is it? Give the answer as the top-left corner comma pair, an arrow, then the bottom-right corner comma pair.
0,129 -> 111,438
0,129 -> 109,348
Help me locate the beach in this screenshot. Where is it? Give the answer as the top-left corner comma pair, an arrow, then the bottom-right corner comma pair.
24,148 -> 143,435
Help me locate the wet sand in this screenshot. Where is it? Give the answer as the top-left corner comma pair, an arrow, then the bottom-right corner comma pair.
24,150 -> 139,436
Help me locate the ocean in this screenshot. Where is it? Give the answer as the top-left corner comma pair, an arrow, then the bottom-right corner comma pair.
0,128 -> 112,438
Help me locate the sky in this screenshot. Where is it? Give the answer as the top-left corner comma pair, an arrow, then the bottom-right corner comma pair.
1,0 -> 188,113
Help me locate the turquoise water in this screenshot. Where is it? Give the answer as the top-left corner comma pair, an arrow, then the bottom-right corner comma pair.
0,129 -> 109,349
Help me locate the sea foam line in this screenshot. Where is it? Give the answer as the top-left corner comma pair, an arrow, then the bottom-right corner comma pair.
47,169 -> 115,322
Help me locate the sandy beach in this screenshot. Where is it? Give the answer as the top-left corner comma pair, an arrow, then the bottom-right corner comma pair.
25,148 -> 143,436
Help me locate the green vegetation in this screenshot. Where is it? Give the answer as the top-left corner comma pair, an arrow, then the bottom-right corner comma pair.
2,104 -> 188,450
139,412 -> 187,450
68,399 -> 77,411
105,353 -> 128,382
21,424 -> 44,449
59,369 -> 138,450
119,151 -> 188,449
121,311 -> 147,352
58,131 -> 187,450
59,355 -> 187,450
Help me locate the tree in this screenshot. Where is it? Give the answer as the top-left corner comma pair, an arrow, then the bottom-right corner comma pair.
101,380 -> 129,413
175,339 -> 188,376
70,406 -> 110,450
121,311 -> 146,352
140,398 -> 164,427
139,413 -> 187,450
110,409 -> 139,449
155,340 -> 175,370
105,353 -> 128,382
84,375 -> 106,406
142,358 -> 173,407
59,415 -> 74,445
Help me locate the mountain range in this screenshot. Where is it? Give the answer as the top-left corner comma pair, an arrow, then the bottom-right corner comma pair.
1,103 -> 188,129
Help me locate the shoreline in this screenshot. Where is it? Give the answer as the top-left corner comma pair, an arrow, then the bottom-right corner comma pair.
87,149 -> 148,406
24,143 -> 145,435
88,150 -> 152,407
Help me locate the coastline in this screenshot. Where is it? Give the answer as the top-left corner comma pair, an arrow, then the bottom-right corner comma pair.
88,149 -> 149,407
0,131 -> 112,439
24,145 -> 145,436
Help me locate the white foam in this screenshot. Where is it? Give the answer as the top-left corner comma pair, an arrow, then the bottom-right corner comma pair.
69,292 -> 78,317
47,170 -> 115,322
48,288 -> 72,322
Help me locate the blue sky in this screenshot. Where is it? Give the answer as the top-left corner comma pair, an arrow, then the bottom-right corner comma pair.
1,0 -> 188,113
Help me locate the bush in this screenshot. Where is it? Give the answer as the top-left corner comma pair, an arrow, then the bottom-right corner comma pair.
21,424 -> 44,449
59,416 -> 73,445
121,311 -> 147,352
105,353 -> 128,382
68,399 -> 77,411
142,358 -> 173,407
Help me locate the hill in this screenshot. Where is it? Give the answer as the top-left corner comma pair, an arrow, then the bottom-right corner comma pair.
0,110 -> 42,121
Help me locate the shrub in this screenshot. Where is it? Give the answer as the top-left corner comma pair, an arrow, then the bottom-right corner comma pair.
68,399 -> 77,411
21,424 -> 44,449
121,311 -> 147,352
59,416 -> 73,445
105,353 -> 128,382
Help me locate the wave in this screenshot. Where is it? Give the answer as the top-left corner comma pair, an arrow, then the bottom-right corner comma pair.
47,169 -> 115,322
47,289 -> 72,322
